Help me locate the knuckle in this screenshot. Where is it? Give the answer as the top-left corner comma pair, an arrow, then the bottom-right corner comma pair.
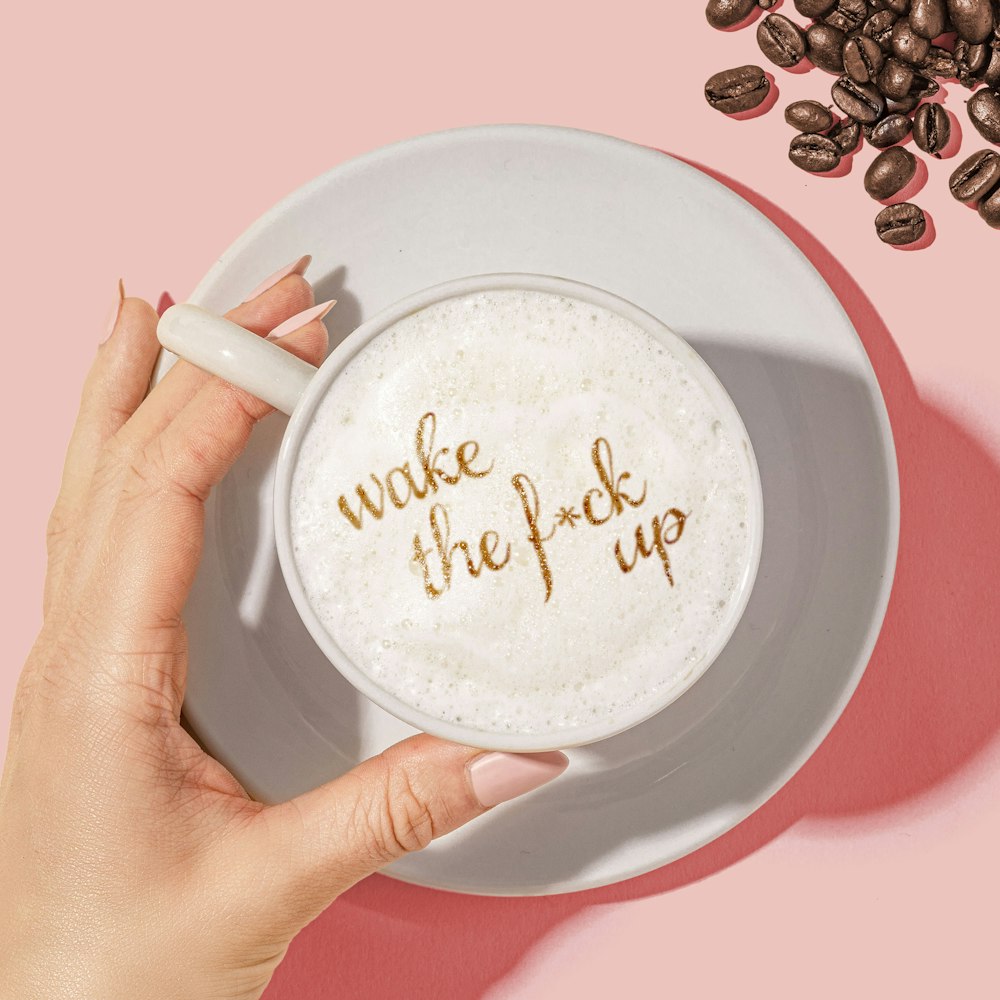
15,629 -> 100,728
104,399 -> 139,427
94,430 -> 133,485
120,437 -> 201,504
176,436 -> 215,494
229,386 -> 263,426
357,766 -> 435,863
124,447 -> 168,500
94,434 -> 180,505
218,386 -> 263,442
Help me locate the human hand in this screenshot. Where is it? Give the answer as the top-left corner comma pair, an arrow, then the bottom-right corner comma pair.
0,260 -> 568,1000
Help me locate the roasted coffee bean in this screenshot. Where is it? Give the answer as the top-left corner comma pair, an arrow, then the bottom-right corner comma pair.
828,115 -> 864,152
913,102 -> 951,155
955,39 -> 990,83
825,0 -> 870,33
757,14 -> 808,67
785,100 -> 837,132
808,23 -> 849,72
795,0 -> 837,15
699,0 -> 999,250
980,185 -> 1000,227
844,35 -> 885,83
865,112 -> 914,145
948,148 -> 1000,199
923,46 -> 959,78
890,19 -> 932,63
706,0 -> 759,27
878,57 -> 915,99
832,76 -> 887,121
865,145 -> 918,197
863,10 -> 900,51
875,202 -> 927,244
968,87 -> 1000,143
886,91 -> 922,113
876,0 -> 911,14
909,0 -> 948,37
705,66 -> 772,114
883,72 -> 938,112
984,46 -> 1000,89
789,132 -> 844,171
946,0 -> 995,44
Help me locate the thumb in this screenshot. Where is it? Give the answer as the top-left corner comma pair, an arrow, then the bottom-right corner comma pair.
253,735 -> 567,927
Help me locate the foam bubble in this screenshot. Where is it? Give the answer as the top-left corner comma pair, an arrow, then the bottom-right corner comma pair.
290,289 -> 753,736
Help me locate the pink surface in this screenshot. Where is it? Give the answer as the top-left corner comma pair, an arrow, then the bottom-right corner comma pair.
2,1 -> 999,997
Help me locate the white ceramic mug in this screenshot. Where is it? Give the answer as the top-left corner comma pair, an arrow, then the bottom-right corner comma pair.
157,272 -> 764,751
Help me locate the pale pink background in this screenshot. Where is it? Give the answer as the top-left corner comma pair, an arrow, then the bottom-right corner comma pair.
3,1 -> 999,996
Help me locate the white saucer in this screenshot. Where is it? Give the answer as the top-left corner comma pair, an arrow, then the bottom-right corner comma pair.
162,125 -> 899,896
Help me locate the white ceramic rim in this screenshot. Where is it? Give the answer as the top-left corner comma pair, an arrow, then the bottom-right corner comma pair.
272,271 -> 764,752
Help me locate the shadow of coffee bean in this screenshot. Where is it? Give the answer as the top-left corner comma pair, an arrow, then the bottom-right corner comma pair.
783,56 -> 816,75
937,109 -> 964,159
815,155 -> 855,178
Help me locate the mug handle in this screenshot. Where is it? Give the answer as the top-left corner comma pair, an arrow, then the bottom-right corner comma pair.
156,304 -> 318,416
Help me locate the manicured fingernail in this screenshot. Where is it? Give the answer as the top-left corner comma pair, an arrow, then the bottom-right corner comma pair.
244,254 -> 312,301
156,291 -> 175,316
269,299 -> 336,339
468,751 -> 569,808
102,279 -> 126,343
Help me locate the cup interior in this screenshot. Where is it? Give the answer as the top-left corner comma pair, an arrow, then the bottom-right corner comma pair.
273,272 -> 764,751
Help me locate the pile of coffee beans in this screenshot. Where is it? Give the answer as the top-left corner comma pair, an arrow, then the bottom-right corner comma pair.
704,0 -> 1000,246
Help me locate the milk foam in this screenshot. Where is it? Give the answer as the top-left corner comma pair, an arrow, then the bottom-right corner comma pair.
289,289 -> 753,736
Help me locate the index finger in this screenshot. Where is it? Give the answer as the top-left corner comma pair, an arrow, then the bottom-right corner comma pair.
94,311 -> 331,650
121,273 -> 316,451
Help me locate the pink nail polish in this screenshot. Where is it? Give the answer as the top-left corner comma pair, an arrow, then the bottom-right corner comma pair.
468,751 -> 568,808
244,254 -> 312,301
101,279 -> 125,343
156,291 -> 175,316
269,299 -> 336,339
